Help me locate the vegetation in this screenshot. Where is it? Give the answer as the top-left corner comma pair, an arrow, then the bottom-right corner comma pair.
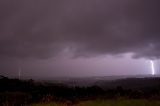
76,99 -> 160,106
30,99 -> 160,106
31,102 -> 59,106
0,75 -> 160,106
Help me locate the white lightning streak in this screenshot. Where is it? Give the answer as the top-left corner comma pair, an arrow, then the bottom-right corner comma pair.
150,60 -> 155,75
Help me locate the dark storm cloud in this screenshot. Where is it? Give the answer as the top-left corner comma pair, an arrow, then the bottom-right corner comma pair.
0,0 -> 160,59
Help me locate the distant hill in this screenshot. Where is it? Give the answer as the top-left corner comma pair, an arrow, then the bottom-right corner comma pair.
44,75 -> 160,87
95,77 -> 160,90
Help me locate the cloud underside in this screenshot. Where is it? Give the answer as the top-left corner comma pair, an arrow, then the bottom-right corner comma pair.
0,0 -> 160,59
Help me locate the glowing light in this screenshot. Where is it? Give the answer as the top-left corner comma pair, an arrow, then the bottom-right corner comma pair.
18,66 -> 21,79
150,60 -> 155,75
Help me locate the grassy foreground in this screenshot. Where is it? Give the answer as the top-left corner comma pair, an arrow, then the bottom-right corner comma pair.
31,99 -> 160,106
76,99 -> 160,106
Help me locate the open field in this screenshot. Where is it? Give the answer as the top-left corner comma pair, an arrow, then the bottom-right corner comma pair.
76,99 -> 160,106
31,99 -> 160,106
31,102 -> 59,106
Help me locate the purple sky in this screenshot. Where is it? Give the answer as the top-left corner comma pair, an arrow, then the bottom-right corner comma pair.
0,0 -> 160,78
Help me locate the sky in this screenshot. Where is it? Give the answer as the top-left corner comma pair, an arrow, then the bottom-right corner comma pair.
0,0 -> 160,78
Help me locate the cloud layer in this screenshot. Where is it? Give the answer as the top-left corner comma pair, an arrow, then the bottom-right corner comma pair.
0,0 -> 160,59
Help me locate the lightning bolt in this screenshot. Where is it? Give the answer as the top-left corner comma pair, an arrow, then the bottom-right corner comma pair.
150,60 -> 155,75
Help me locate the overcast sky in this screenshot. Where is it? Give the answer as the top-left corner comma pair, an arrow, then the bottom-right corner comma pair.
0,0 -> 160,78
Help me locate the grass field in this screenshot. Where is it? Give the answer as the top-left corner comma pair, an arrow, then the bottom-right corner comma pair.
76,99 -> 160,106
31,102 -> 61,106
31,99 -> 160,106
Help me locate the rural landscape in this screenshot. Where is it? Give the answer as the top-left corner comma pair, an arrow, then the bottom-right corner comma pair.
1,0 -> 160,106
1,75 -> 160,106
